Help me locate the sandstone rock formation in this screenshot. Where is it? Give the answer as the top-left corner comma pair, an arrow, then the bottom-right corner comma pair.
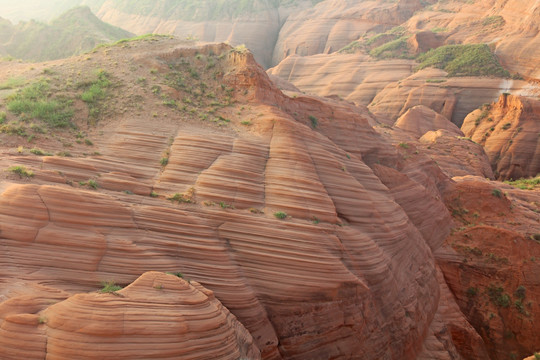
0,37 -> 538,360
0,271 -> 259,360
462,94 -> 540,180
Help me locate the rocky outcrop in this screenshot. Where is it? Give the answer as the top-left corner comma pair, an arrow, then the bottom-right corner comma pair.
438,177 -> 540,360
462,94 -> 540,180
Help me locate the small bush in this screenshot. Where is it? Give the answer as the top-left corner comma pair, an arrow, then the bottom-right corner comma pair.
160,157 -> 169,166
7,165 -> 34,178
466,287 -> 478,297
274,211 -> 287,219
501,122 -> 511,130
166,272 -> 184,278
30,148 -> 51,156
491,189 -> 502,198
308,115 -> 318,129
487,285 -> 511,307
150,191 -> 158,198
87,179 -> 99,189
100,281 -> 122,293
398,142 -> 409,149
168,192 -> 192,203
514,285 -> 526,300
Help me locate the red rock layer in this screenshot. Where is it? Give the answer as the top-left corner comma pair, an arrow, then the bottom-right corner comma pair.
438,178 -> 540,360
1,272 -> 260,360
462,94 -> 540,180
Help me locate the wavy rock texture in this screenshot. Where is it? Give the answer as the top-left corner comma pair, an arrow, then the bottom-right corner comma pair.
0,272 -> 259,360
0,38 -> 537,359
272,0 -> 425,66
268,56 -> 533,126
267,53 -> 415,106
462,94 -> 540,180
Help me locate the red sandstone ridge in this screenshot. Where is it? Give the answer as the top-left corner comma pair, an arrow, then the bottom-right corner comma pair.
462,94 -> 540,180
0,37 -> 538,359
0,272 -> 259,359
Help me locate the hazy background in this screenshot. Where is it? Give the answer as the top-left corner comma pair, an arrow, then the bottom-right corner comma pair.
0,0 -> 105,22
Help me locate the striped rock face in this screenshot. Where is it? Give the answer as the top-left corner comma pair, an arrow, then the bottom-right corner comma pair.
0,38 -> 538,360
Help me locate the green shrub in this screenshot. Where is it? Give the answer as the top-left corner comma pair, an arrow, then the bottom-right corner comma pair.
7,165 -> 34,178
504,176 -> 540,190
168,192 -> 192,203
514,285 -> 526,300
338,40 -> 362,54
482,16 -> 505,28
491,189 -> 502,198
166,272 -> 184,278
87,179 -> 99,189
100,281 -> 122,293
80,70 -> 111,120
416,44 -> 510,77
0,111 -> 6,123
160,157 -> 169,166
370,36 -> 412,59
487,285 -> 511,307
274,211 -> 287,219
466,287 -> 478,297
30,148 -> 52,156
150,191 -> 158,198
7,80 -> 73,128
308,115 -> 318,128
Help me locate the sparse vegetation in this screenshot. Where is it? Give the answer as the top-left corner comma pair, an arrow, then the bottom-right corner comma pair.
99,281 -> 122,293
80,69 -> 111,120
7,80 -> 74,128
466,287 -> 478,297
274,211 -> 288,219
0,77 -> 25,90
370,36 -> 413,59
482,15 -> 505,28
166,272 -> 184,278
7,165 -> 34,178
30,148 -> 52,156
168,192 -> 192,203
491,188 -> 502,198
505,175 -> 540,190
416,44 -> 510,77
398,142 -> 409,149
487,284 -> 511,308
308,115 -> 318,129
